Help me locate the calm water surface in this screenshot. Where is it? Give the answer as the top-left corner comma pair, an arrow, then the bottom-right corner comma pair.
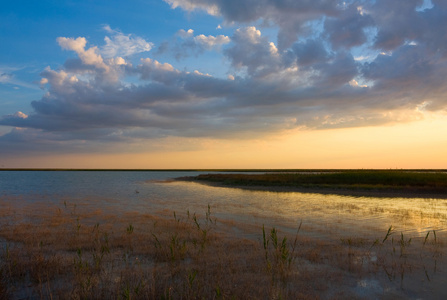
2,171 -> 447,298
1,170 -> 446,240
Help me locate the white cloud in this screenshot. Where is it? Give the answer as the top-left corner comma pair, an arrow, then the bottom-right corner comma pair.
164,0 -> 219,15
39,67 -> 83,95
141,58 -> 175,72
108,57 -> 127,66
354,55 -> 369,61
57,36 -> 87,53
14,111 -> 28,119
177,29 -> 194,38
169,29 -> 231,59
39,78 -> 48,85
57,37 -> 108,70
349,79 -> 367,88
0,72 -> 13,83
193,34 -> 230,49
241,27 -> 261,43
101,26 -> 153,58
53,35 -> 137,86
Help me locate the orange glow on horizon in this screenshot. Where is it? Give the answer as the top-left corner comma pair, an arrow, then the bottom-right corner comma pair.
3,115 -> 447,169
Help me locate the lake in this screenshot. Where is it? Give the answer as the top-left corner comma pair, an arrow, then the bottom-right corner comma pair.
1,170 -> 447,240
1,170 -> 447,299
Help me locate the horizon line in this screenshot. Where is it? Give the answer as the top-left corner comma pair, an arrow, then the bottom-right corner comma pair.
1,168 -> 447,172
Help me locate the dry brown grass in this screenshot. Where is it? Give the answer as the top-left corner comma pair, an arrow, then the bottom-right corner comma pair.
0,200 -> 445,299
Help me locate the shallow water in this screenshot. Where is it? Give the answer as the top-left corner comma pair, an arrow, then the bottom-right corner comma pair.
1,170 -> 447,239
2,170 -> 447,299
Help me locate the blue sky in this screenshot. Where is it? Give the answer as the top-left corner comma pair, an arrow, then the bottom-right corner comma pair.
0,0 -> 225,114
1,0 -> 447,168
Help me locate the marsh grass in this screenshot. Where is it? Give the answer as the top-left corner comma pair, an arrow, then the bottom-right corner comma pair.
190,171 -> 447,195
0,201 -> 445,299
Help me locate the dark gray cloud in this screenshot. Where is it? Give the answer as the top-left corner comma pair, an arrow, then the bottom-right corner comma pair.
293,39 -> 329,67
314,52 -> 359,88
324,5 -> 375,49
371,0 -> 423,50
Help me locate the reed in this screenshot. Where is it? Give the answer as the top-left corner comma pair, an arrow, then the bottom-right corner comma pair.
262,222 -> 302,293
0,201 -> 445,299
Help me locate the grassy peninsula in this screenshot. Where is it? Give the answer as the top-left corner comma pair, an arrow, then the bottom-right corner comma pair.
181,170 -> 447,198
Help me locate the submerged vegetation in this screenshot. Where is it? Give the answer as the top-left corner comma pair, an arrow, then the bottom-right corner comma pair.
0,201 -> 445,299
185,170 -> 447,197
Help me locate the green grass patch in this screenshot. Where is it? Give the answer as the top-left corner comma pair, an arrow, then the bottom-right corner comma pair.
190,171 -> 447,194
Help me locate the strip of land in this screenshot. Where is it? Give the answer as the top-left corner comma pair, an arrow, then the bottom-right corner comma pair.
176,170 -> 447,198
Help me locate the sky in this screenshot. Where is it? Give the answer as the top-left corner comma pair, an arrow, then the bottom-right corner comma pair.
1,0 -> 447,169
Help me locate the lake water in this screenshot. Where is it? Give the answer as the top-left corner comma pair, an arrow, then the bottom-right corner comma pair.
2,170 -> 447,298
1,170 -> 446,240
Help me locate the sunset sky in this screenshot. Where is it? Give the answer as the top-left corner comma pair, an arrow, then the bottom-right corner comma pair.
1,0 -> 447,169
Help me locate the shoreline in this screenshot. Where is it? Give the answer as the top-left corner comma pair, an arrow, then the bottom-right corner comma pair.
175,176 -> 447,199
